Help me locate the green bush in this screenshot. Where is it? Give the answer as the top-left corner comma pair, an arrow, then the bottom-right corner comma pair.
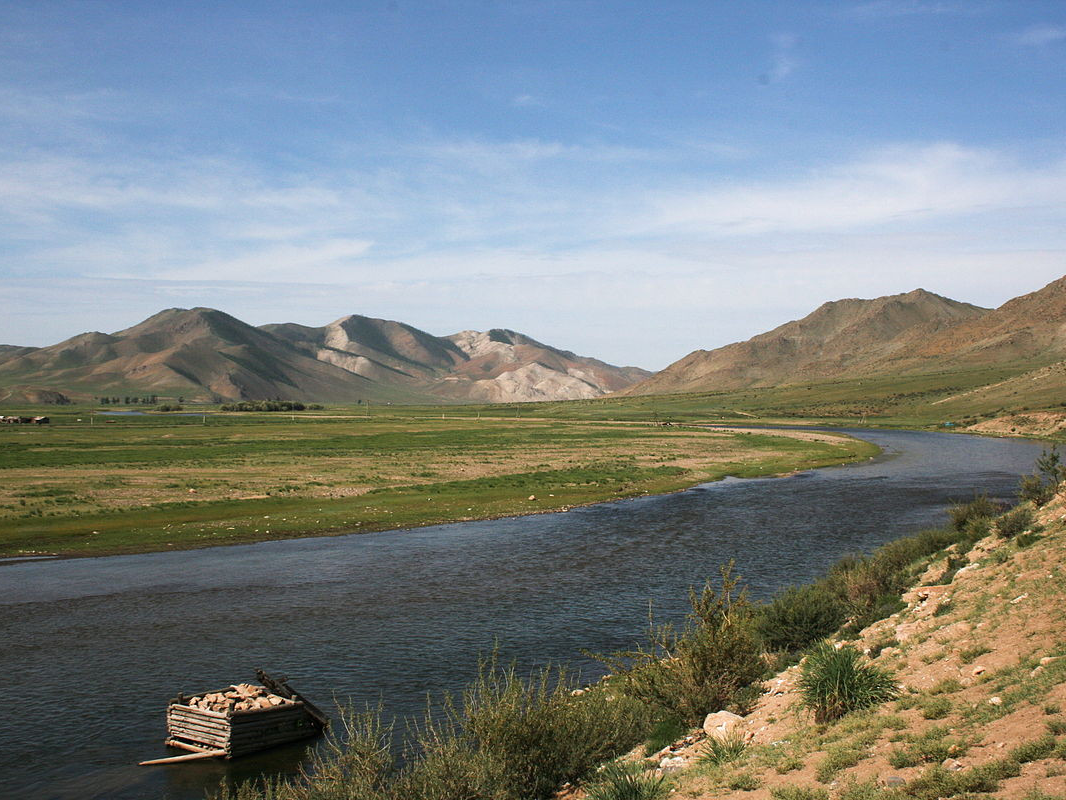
459,656 -> 650,799
1019,473 -> 1055,506
643,715 -> 687,756
755,584 -> 847,654
599,565 -> 764,725
996,506 -> 1034,538
583,761 -> 670,800
948,494 -> 1000,532
798,642 -> 899,722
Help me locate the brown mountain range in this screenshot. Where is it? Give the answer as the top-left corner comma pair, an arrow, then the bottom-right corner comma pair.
0,308 -> 650,404
622,276 -> 1066,396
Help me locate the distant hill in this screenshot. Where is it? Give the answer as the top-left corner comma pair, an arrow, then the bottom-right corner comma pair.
0,308 -> 649,404
263,315 -> 651,403
623,288 -> 989,395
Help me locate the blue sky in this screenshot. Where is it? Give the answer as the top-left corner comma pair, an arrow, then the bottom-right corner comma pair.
2,0 -> 1066,369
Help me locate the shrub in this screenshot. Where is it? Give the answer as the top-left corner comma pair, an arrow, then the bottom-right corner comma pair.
644,715 -> 687,756
1019,473 -> 1055,506
583,761 -> 670,800
996,506 -> 1034,538
599,564 -> 764,725
948,494 -> 1000,532
756,584 -> 847,655
798,642 -> 899,722
460,655 -> 650,799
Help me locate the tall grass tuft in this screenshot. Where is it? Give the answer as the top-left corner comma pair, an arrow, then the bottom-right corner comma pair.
699,730 -> 748,766
583,761 -> 671,800
798,642 -> 899,722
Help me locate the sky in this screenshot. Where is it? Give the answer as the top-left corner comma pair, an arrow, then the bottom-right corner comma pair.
2,0 -> 1065,370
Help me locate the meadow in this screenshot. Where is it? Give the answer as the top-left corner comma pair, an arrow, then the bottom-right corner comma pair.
0,406 -> 876,558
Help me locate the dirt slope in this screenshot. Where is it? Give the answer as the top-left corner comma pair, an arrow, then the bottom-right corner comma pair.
628,491 -> 1066,800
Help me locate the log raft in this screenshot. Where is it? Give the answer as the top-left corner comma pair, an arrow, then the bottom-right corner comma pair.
140,670 -> 327,765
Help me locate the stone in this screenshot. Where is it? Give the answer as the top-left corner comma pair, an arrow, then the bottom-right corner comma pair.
988,696 -> 1002,706
882,776 -> 906,788
659,755 -> 685,772
971,665 -> 986,676
528,495 -> 536,501
942,758 -> 964,771
702,710 -> 745,740
1040,656 -> 1059,666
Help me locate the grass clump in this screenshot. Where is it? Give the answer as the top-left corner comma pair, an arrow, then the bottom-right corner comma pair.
886,726 -> 966,768
598,564 -> 764,725
799,642 -> 899,722
727,771 -> 761,791
920,696 -> 952,719
699,731 -> 748,766
770,787 -> 829,800
815,745 -> 865,783
1009,734 -> 1057,763
583,761 -> 670,800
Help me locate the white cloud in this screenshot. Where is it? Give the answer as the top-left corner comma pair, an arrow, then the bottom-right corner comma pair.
1010,25 -> 1066,47
643,143 -> 1066,236
766,33 -> 800,83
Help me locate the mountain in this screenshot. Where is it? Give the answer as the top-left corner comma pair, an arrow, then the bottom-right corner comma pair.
262,315 -> 652,403
0,309 -> 649,404
623,288 -> 989,395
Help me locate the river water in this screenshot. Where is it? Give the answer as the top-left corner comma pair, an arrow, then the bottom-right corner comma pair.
0,429 -> 1047,799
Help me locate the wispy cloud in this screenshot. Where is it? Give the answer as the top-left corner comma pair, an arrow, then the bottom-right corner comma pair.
643,143 -> 1066,236
762,33 -> 800,84
1010,25 -> 1066,47
841,1 -> 979,19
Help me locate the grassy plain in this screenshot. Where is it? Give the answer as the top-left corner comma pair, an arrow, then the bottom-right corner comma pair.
0,408 -> 877,558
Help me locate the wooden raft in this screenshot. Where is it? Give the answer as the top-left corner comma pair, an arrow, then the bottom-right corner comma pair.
142,670 -> 327,764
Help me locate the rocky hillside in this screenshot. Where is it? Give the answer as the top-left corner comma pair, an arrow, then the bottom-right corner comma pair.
0,308 -> 649,404
624,275 -> 1066,398
617,490 -> 1066,800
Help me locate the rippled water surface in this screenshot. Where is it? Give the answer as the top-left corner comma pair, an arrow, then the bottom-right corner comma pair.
0,429 -> 1046,799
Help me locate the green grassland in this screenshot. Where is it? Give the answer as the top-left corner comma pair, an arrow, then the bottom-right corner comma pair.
0,408 -> 876,558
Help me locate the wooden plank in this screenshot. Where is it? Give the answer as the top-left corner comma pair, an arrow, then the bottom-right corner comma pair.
140,749 -> 225,766
168,703 -> 229,719
166,726 -> 229,747
166,721 -> 229,738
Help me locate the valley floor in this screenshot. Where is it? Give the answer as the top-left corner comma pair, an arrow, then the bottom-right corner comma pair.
0,411 -> 876,559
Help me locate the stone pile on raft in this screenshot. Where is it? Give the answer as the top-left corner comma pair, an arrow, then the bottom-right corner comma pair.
184,683 -> 294,713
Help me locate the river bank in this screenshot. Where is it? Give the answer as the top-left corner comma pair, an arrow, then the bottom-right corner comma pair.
640,485 -> 1066,800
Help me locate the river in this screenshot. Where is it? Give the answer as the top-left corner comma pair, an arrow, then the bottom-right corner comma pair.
0,428 -> 1047,799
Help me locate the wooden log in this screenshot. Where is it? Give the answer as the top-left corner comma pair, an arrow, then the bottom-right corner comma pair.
139,749 -> 225,766
164,739 -> 218,754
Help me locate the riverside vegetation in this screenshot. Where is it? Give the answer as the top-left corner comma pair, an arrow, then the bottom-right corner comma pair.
215,457 -> 1066,800
0,407 -> 875,557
